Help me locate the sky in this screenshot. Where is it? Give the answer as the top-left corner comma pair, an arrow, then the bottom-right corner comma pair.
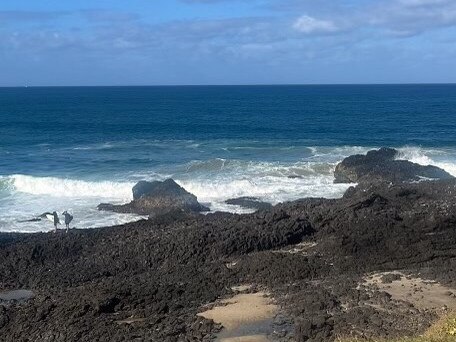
0,0 -> 456,86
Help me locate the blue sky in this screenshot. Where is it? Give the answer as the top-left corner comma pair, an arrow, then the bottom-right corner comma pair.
1,0 -> 455,85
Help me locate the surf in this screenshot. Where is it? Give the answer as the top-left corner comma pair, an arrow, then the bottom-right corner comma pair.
5,174 -> 133,200
2,145 -> 456,232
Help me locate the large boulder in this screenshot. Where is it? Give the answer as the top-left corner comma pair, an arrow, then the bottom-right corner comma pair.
98,179 -> 209,216
334,147 -> 453,184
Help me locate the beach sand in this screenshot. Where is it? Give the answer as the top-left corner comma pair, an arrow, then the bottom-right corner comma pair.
365,272 -> 456,311
198,287 -> 278,341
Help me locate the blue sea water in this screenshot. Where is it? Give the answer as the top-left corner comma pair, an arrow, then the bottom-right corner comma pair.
1,85 -> 456,232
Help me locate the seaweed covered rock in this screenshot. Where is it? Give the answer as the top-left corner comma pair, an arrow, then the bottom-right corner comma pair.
98,179 -> 209,216
334,147 -> 453,184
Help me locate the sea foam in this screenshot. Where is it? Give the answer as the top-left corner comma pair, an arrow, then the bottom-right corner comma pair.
7,174 -> 133,200
2,146 -> 456,232
396,147 -> 456,177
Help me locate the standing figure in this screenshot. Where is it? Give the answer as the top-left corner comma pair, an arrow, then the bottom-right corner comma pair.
45,211 -> 60,232
62,211 -> 73,232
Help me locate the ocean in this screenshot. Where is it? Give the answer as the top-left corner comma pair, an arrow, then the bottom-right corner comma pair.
1,84 -> 456,232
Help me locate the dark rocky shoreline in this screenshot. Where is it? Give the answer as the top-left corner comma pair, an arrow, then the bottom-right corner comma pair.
1,148 -> 456,341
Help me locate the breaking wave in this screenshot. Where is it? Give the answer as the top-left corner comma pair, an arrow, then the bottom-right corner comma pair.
3,175 -> 133,200
1,145 -> 456,232
396,147 -> 456,177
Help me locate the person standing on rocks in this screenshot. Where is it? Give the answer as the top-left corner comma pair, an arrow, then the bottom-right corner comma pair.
45,212 -> 60,232
62,211 -> 73,232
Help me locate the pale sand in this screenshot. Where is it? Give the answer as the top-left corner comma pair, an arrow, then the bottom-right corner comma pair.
274,241 -> 318,255
116,317 -> 146,325
198,292 -> 277,330
231,285 -> 253,292
365,272 -> 456,311
198,290 -> 278,341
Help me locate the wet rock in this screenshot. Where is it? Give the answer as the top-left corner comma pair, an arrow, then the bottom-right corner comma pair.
334,147 -> 453,184
0,290 -> 34,302
225,197 -> 273,211
98,179 -> 209,216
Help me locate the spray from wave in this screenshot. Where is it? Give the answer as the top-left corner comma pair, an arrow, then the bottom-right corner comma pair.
396,147 -> 456,177
170,158 -> 352,213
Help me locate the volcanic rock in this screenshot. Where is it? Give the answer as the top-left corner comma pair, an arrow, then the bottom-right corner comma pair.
98,179 -> 209,216
2,150 -> 456,342
334,147 -> 453,184
0,306 -> 8,330
225,197 -> 273,211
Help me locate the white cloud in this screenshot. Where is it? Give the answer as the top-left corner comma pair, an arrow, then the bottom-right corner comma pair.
293,15 -> 339,34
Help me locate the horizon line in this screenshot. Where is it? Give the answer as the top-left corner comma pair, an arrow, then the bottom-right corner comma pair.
1,82 -> 456,88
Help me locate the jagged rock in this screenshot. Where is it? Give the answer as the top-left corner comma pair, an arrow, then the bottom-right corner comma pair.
0,306 -> 8,330
225,197 -> 273,211
95,297 -> 120,314
3,150 -> 456,342
334,147 -> 453,184
98,179 -> 209,216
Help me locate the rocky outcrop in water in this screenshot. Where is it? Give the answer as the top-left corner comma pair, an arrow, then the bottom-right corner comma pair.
98,179 -> 209,216
334,147 -> 454,184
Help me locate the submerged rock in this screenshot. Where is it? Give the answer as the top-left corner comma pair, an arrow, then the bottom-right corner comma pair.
98,179 -> 209,216
334,147 -> 453,184
225,197 -> 273,211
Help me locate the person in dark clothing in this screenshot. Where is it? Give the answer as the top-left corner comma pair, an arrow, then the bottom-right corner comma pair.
62,211 -> 73,232
51,212 -> 60,232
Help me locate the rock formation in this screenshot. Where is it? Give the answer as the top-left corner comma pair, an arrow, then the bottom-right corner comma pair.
98,179 -> 209,216
334,147 -> 453,184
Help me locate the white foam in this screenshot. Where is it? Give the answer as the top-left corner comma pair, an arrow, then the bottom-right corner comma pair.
174,159 -> 352,213
178,175 -> 349,206
0,175 -> 139,232
397,147 -> 456,177
3,145 -> 456,233
7,174 -> 133,200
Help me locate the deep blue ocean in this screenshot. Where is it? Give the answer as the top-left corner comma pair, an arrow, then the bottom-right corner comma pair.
1,85 -> 456,232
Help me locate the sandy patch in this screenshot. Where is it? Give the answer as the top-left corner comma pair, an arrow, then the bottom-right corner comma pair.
198,290 -> 278,341
198,292 -> 277,330
365,272 -> 456,311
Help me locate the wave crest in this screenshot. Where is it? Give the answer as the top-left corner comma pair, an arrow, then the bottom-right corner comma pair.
182,159 -> 336,177
6,175 -> 133,199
